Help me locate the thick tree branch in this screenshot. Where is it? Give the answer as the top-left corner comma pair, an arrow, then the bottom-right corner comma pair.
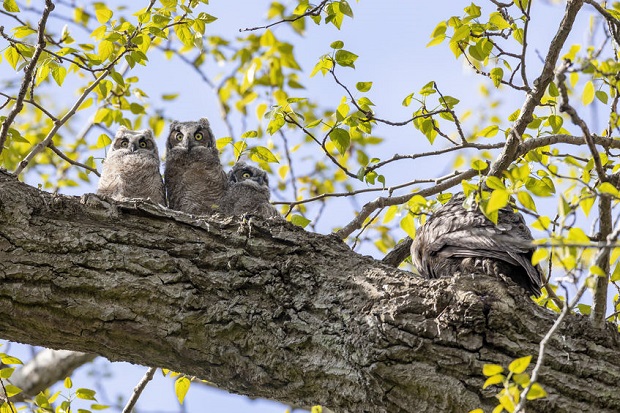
1,172 -> 619,412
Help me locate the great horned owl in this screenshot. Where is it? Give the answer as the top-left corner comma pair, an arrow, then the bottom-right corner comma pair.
96,126 -> 165,205
410,192 -> 543,296
164,118 -> 228,214
219,161 -> 280,219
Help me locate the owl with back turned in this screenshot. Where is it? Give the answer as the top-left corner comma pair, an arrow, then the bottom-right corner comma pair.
410,192 -> 543,296
164,118 -> 228,214
96,126 -> 165,205
220,161 -> 280,219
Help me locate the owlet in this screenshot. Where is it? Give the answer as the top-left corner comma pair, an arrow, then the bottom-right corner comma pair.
96,126 -> 165,205
164,118 -> 228,214
220,161 -> 280,219
410,192 -> 543,296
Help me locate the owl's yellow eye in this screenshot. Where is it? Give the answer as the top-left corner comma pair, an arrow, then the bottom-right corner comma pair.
195,132 -> 203,141
175,132 -> 183,141
242,172 -> 251,179
139,141 -> 147,148
120,140 -> 129,147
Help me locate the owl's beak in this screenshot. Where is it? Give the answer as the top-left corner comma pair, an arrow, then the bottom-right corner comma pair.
129,142 -> 138,152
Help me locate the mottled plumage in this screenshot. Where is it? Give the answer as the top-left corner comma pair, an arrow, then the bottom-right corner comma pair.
411,193 -> 543,296
164,118 -> 228,214
96,126 -> 165,205
220,161 -> 280,219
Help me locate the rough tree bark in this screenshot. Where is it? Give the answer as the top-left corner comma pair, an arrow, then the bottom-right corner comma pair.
0,170 -> 619,413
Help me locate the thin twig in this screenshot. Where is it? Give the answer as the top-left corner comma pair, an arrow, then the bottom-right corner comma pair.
487,0 -> 585,177
240,0 -> 329,32
48,143 -> 100,177
335,167 -> 481,239
514,280 -> 589,413
0,0 -> 55,156
121,367 -> 157,413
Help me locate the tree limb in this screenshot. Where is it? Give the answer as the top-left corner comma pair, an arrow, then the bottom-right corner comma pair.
1,171 -> 619,412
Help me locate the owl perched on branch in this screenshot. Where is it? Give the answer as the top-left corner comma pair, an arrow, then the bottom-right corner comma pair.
220,161 -> 280,219
410,192 -> 543,296
96,126 -> 165,205
164,118 -> 228,215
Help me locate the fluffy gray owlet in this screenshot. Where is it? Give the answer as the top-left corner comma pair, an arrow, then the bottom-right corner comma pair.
96,126 -> 165,205
164,118 -> 228,214
410,192 -> 543,296
220,161 -> 280,219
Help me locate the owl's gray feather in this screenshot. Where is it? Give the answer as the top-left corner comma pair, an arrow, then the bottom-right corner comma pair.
164,118 -> 228,215
410,192 -> 543,296
220,161 -> 279,219
96,126 -> 165,205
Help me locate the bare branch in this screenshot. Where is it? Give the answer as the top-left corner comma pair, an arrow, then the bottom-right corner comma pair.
0,0 -> 55,156
487,0 -> 585,177
122,367 -> 157,413
239,1 -> 329,32
335,168 -> 481,239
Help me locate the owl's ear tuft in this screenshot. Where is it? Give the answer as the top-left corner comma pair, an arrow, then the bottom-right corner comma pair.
169,121 -> 180,131
198,118 -> 211,128
142,129 -> 154,138
115,126 -> 128,137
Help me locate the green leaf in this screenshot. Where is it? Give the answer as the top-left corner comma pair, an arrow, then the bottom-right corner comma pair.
95,134 -> 112,149
329,128 -> 350,155
482,364 -> 504,376
330,40 -> 344,49
64,377 -> 73,389
90,405 -> 110,411
3,385 -> 21,397
451,24 -> 470,43
485,176 -> 505,190
399,213 -> 416,238
4,46 -> 19,70
0,355 -> 22,365
51,64 -> 67,86
548,114 -> 563,133
611,263 -> 620,282
595,90 -> 608,104
334,49 -> 358,68
526,383 -> 548,400
174,23 -> 194,47
291,214 -> 311,228
267,113 -> 285,135
517,191 -> 537,212
490,67 -> 503,88
0,368 -> 14,379
582,81 -> 595,106
174,377 -> 190,405
248,146 -> 279,163
2,0 -> 19,12
486,189 -> 509,213
93,3 -> 113,24
76,388 -> 97,401
508,355 -> 532,374
482,374 -> 505,389
567,227 -> 590,243
478,125 -> 499,138
598,182 -> 619,197
356,81 -> 372,92
531,249 -> 548,266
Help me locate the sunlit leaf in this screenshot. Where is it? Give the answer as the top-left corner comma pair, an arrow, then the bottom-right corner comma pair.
174,377 -> 190,405
508,355 -> 532,374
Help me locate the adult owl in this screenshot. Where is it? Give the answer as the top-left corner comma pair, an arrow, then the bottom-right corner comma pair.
220,161 -> 280,219
164,118 -> 228,214
96,126 -> 165,205
410,192 -> 543,296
